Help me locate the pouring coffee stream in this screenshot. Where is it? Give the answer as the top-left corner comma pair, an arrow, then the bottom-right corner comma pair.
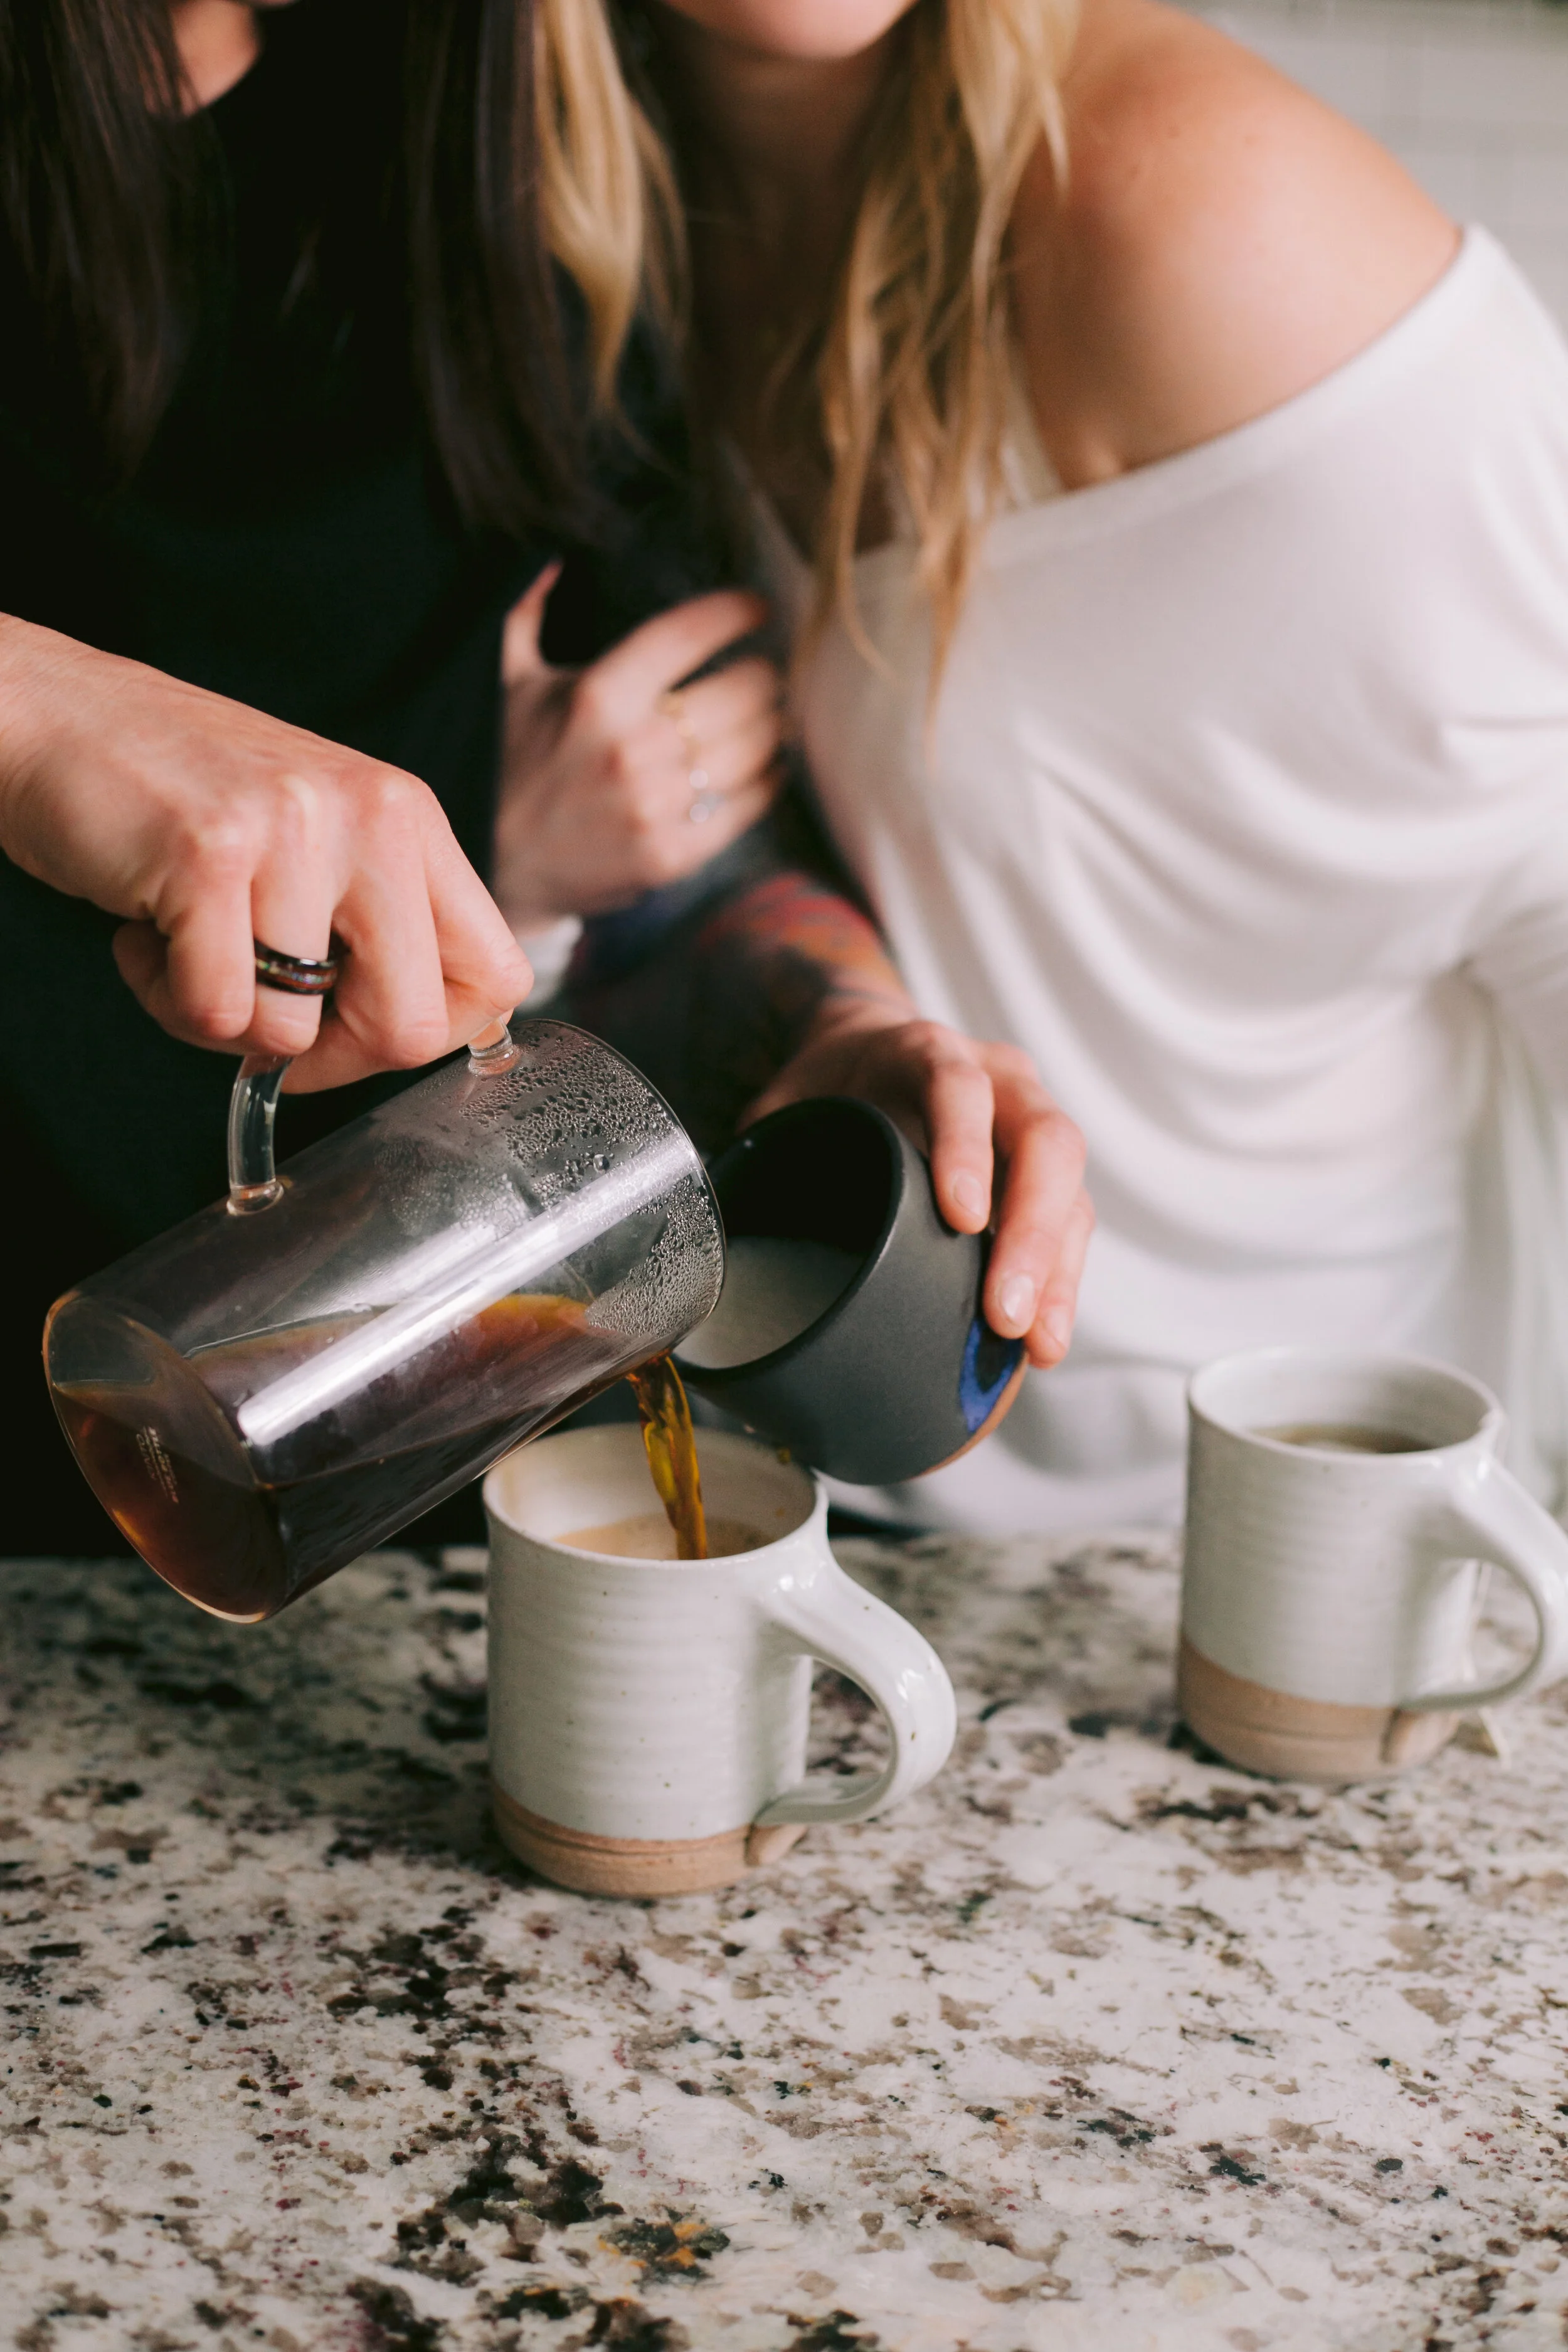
46,1019 -> 727,1616
45,1024 -> 1025,1617
626,1352 -> 709,1560
233,1019 -> 713,1562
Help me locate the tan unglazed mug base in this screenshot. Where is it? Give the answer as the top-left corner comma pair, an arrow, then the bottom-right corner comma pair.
1177,1636 -> 1460,1786
492,1783 -> 808,1897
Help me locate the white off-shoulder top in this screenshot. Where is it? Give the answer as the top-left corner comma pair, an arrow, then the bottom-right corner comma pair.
751,229 -> 1568,1534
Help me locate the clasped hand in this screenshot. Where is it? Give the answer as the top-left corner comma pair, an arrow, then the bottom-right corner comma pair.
492,566 -> 784,924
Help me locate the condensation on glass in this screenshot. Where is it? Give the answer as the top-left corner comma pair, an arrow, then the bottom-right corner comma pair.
45,1020 -> 723,1622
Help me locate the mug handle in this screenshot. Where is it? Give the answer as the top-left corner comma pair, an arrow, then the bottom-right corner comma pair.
1401,1454 -> 1568,1713
748,1552 -> 958,1828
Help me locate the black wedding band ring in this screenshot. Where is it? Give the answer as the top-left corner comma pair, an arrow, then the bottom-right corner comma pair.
253,938 -> 341,997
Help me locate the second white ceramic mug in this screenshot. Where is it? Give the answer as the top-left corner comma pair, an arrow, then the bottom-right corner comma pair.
484,1424 -> 958,1894
1180,1348 -> 1568,1782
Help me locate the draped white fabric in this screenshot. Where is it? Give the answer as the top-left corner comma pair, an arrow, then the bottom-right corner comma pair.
752,230 -> 1568,1534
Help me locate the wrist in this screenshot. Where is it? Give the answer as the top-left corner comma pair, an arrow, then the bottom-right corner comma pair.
0,615 -> 111,861
492,873 -> 564,930
0,613 -> 55,837
807,982 -> 917,1041
489,824 -> 569,931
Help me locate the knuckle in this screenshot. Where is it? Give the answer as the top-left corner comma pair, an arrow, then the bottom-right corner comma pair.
1051,1117 -> 1089,1179
605,738 -> 645,793
733,672 -> 780,724
491,943 -> 532,997
985,1041 -> 1037,1085
903,1019 -> 953,1063
359,764 -> 428,829
270,767 -> 327,834
374,1005 -> 450,1067
251,1002 -> 320,1052
184,997 -> 250,1043
179,818 -> 253,883
571,672 -> 614,736
743,744 -> 783,793
1022,1098 -> 1085,1162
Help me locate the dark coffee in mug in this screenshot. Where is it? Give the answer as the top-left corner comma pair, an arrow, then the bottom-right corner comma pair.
1185,1349 -> 1568,1784
1255,1421 -> 1430,1454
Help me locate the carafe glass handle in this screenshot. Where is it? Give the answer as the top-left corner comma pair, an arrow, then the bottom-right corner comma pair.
227,1054 -> 291,1214
225,1019 -> 522,1216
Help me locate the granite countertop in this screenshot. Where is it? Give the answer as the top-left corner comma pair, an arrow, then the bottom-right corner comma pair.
3,1530 -> 1567,2352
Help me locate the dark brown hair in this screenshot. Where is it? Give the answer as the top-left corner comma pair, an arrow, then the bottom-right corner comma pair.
0,0 -> 591,534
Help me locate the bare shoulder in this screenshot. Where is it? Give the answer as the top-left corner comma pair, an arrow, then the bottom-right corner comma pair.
1011,0 -> 1461,484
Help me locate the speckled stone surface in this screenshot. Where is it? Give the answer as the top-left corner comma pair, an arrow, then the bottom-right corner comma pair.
3,1533 -> 1567,2352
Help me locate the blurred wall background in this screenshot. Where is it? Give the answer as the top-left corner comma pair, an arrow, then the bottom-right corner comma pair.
1191,0 -> 1568,326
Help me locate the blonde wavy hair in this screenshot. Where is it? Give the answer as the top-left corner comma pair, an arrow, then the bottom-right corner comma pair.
536,0 -> 1077,678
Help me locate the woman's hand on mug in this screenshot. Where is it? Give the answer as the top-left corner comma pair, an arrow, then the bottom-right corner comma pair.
0,614 -> 531,1089
492,566 -> 785,926
747,996 -> 1093,1369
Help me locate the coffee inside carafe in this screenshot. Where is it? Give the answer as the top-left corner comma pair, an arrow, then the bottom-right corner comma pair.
45,1022 -> 725,1621
51,1290 -> 633,1620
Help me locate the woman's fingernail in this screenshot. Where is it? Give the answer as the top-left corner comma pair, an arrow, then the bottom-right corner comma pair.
951,1172 -> 987,1221
999,1274 -> 1036,1332
1042,1306 -> 1073,1359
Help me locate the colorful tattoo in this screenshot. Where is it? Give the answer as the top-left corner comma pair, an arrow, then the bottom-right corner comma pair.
563,821 -> 907,1150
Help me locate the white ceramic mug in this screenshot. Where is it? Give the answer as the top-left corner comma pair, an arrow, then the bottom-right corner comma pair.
483,1424 -> 958,1895
1180,1348 -> 1568,1783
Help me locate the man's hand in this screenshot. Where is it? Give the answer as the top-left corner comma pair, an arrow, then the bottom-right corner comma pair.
0,615 -> 530,1090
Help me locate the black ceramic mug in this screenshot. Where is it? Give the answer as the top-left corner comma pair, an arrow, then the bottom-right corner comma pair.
674,1096 -> 1027,1486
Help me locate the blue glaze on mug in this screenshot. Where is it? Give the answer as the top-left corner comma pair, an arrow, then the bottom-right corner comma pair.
960,1317 -> 1024,1434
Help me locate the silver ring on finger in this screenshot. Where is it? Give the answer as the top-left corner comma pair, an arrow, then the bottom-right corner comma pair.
660,687 -> 716,803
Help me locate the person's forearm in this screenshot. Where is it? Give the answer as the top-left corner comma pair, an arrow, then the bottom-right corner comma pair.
564,810 -> 1095,1365
688,866 -> 910,1023
0,614 -> 78,854
563,854 -> 912,1150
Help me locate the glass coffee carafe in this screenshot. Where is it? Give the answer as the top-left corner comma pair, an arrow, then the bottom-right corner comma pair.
44,1020 -> 723,1623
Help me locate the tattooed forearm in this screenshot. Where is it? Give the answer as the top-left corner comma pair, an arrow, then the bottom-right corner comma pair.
692,869 -> 908,1021
563,862 -> 911,1150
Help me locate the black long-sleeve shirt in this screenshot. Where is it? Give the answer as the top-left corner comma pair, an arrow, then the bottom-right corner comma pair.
0,17 -> 718,1545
